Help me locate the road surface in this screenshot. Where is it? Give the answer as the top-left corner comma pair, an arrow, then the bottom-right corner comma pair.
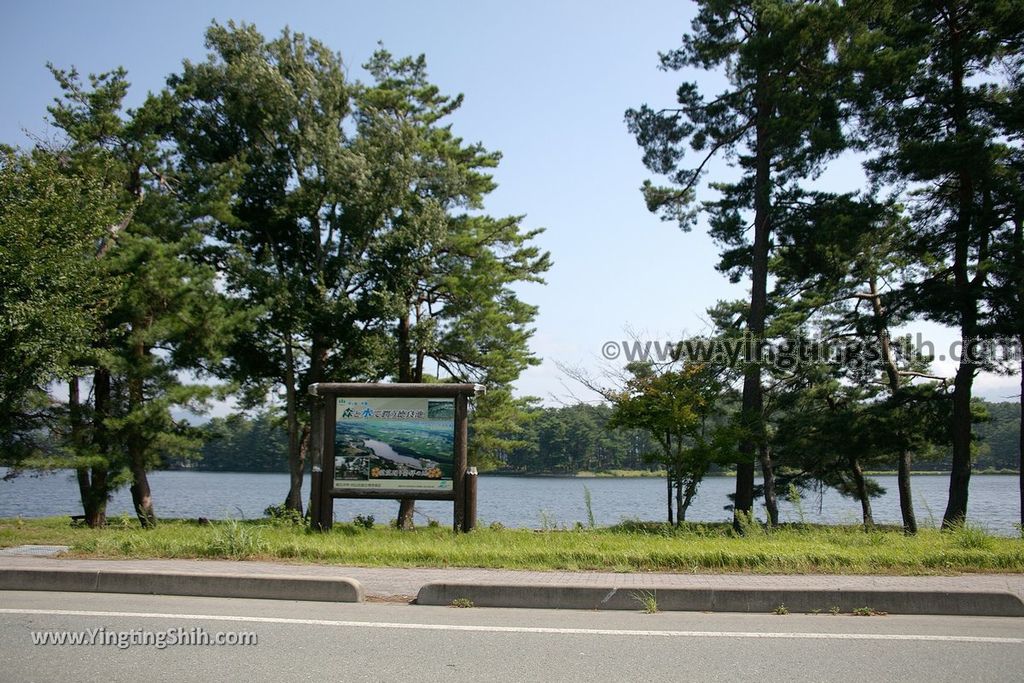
1,590 -> 1021,681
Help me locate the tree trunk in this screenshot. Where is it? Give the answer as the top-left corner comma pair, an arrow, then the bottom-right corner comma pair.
869,275 -> 917,533
394,315 -> 417,528
397,499 -> 415,530
79,369 -> 115,528
70,377 -> 109,528
397,314 -> 412,384
127,341 -> 157,528
414,350 -> 425,384
760,444 -> 778,526
735,63 -> 771,533
943,360 -> 974,528
666,470 -> 674,525
897,449 -> 917,534
941,23 -> 977,530
675,474 -> 683,527
849,455 -> 874,528
283,337 -> 304,513
306,339 -> 326,518
129,464 -> 156,528
679,476 -> 700,523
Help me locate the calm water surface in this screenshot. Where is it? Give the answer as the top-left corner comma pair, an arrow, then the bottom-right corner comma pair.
0,469 -> 1020,535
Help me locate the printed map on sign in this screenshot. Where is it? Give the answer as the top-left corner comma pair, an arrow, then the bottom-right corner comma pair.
333,397 -> 455,491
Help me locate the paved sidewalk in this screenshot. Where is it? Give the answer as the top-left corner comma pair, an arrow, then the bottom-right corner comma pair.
1,553 -> 1022,615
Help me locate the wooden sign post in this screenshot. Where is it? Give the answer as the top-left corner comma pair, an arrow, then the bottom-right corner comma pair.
308,382 -> 483,532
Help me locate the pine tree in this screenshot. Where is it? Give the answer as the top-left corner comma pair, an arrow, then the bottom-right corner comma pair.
46,65 -> 229,527
627,0 -> 845,528
842,0 -> 1024,526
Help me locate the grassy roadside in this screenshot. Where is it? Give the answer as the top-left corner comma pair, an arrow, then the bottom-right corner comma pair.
1,517 -> 1021,575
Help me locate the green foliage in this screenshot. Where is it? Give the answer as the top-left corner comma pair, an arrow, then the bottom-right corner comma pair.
583,485 -> 595,529
468,389 -> 541,471
187,413 -> 289,472
851,606 -> 886,617
840,0 -> 1024,526
733,510 -> 766,537
786,484 -> 807,526
971,402 -> 1022,471
167,22 -> 549,513
450,598 -> 474,608
263,504 -> 305,526
353,514 -> 375,530
609,361 -> 738,522
0,151 -> 117,455
16,61 -> 237,527
627,0 -> 851,525
632,590 -> 659,614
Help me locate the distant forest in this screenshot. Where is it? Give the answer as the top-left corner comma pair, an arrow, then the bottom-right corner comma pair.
171,400 -> 1021,475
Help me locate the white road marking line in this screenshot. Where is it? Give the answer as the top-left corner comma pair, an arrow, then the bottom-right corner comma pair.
1,608 -> 1021,644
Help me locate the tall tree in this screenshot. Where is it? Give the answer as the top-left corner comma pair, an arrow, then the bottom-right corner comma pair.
356,50 -> 550,527
170,24 -> 549,518
169,23 -> 393,513
843,0 -> 1024,526
46,65 -> 228,526
609,361 -> 737,524
627,0 -> 844,529
771,194 -> 951,532
0,150 -> 116,464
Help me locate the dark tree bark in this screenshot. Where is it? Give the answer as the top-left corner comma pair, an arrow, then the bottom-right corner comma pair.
395,316 -> 417,529
127,341 -> 157,528
70,377 -> 110,528
869,275 -> 917,533
897,450 -> 917,534
941,21 -> 981,530
679,473 -> 702,523
675,473 -> 683,527
760,444 -> 779,526
849,455 -> 874,528
85,369 -> 116,528
944,361 -> 975,528
735,69 -> 772,532
666,470 -> 674,526
283,336 -> 304,513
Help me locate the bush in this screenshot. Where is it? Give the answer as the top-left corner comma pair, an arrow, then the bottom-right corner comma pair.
263,504 -> 305,526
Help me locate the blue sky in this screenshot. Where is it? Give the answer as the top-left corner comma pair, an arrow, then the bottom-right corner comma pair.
2,1 -> 1018,404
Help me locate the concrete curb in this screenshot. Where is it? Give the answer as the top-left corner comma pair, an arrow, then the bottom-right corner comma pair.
0,568 -> 364,603
415,582 -> 1024,617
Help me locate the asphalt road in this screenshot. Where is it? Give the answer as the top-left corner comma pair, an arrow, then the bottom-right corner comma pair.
1,590 -> 1021,682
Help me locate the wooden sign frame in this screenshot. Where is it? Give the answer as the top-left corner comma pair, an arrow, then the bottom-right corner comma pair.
308,382 -> 483,532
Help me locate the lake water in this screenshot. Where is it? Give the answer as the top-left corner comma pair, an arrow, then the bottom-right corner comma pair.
0,469 -> 1020,535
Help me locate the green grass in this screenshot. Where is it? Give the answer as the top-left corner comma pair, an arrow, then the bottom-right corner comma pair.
632,590 -> 659,613
1,516 -> 1021,575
